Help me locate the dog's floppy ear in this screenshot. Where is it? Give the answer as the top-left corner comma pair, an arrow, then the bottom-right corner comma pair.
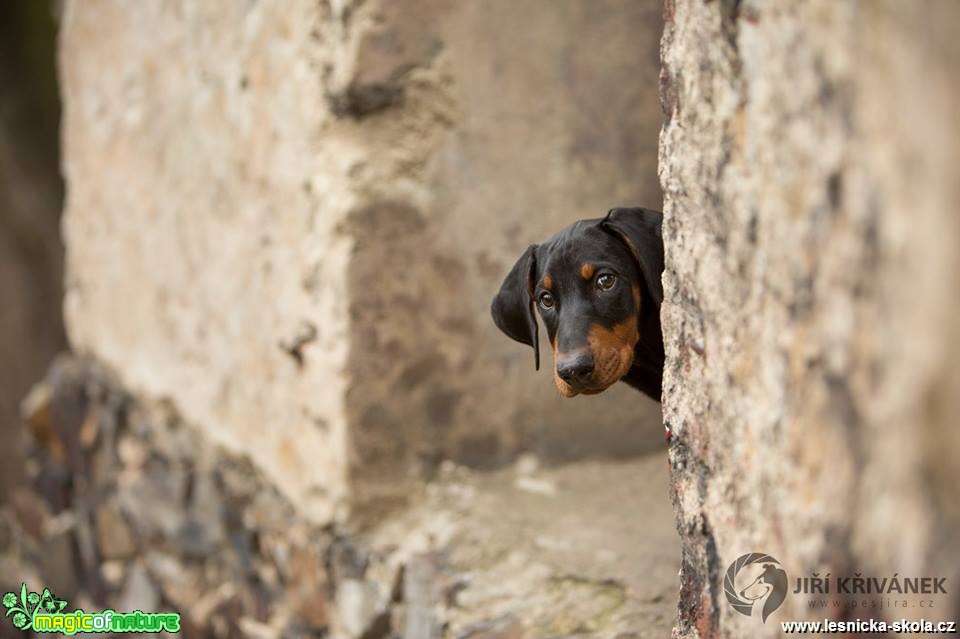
599,207 -> 664,305
491,244 -> 540,370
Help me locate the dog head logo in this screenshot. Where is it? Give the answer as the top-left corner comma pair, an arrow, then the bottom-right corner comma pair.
724,553 -> 787,623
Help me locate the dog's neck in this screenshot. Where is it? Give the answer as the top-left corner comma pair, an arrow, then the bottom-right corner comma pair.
621,305 -> 664,401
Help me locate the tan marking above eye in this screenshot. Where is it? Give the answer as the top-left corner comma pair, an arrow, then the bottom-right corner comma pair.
543,274 -> 553,289
580,263 -> 595,280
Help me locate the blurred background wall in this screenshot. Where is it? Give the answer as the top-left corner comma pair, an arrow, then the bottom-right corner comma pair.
0,2 -> 66,502
4,1 -> 960,638
1,4 -> 676,635
56,0 -> 665,522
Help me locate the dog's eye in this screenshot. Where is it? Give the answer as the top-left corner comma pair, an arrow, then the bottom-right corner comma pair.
596,274 -> 617,290
538,292 -> 555,309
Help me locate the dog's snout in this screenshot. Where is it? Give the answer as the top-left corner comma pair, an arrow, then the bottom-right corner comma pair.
556,353 -> 595,386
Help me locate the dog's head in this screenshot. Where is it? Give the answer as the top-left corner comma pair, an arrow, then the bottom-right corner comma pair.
491,208 -> 663,397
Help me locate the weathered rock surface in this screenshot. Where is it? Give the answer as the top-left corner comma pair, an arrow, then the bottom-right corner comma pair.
660,0 -> 960,635
58,0 -> 665,523
5,356 -> 677,638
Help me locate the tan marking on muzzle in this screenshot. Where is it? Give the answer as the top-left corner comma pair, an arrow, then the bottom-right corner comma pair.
552,335 -> 578,397
585,316 -> 640,392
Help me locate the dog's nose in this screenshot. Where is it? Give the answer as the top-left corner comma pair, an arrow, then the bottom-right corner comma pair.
557,353 -> 595,386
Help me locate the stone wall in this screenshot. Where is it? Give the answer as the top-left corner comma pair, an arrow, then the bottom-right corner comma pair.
58,0 -> 665,524
660,0 -> 960,635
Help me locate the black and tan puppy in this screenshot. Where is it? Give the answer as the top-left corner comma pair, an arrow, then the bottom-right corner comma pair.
491,207 -> 664,402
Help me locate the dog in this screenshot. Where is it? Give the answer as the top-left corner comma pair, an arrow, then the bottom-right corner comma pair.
491,207 -> 664,402
739,564 -> 788,623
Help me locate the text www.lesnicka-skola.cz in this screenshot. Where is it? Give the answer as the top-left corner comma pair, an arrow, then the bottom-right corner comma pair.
781,618 -> 957,634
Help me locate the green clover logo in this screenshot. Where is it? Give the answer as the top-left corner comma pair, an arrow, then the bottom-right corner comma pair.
39,588 -> 68,614
42,597 -> 65,613
3,583 -> 68,632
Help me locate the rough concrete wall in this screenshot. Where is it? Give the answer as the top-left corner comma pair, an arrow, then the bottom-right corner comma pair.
660,0 -> 960,636
60,0 -> 356,523
59,0 -> 664,523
